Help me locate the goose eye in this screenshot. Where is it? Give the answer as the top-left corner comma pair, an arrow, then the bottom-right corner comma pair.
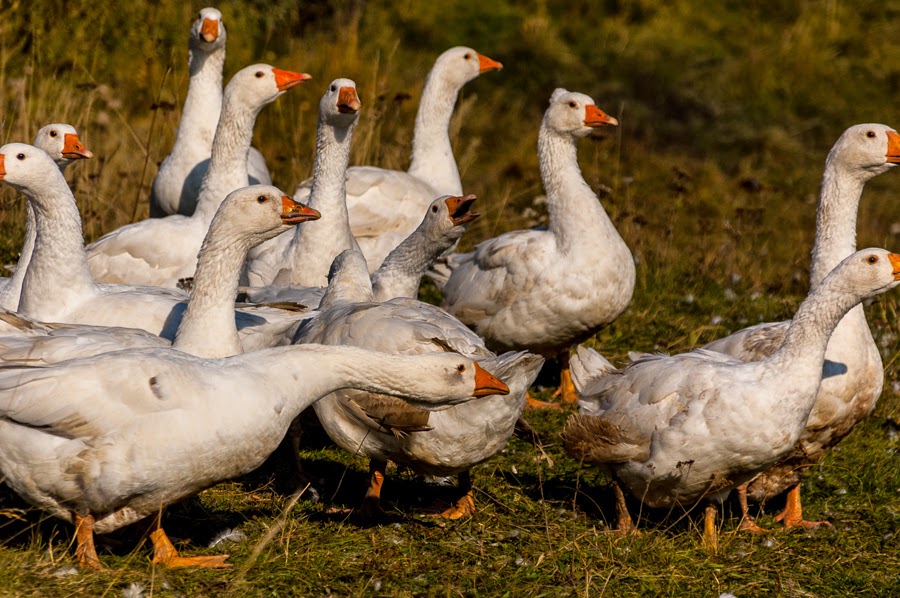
16,153 -> 25,160
257,195 -> 268,203
255,71 -> 264,78
431,205 -> 439,213
464,53 -> 472,60
330,84 -> 336,92
456,364 -> 466,373
49,130 -> 58,137
568,101 -> 577,108
866,131 -> 876,138
867,255 -> 878,264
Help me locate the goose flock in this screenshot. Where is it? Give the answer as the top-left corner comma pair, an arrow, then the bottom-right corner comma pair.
0,7 -> 898,571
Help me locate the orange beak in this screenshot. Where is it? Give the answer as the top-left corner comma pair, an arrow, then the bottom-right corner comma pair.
0,154 -> 5,180
889,252 -> 900,281
472,362 -> 510,397
444,194 -> 480,225
886,130 -> 900,164
281,195 -> 321,224
584,104 -> 618,128
273,69 -> 312,92
337,86 -> 361,114
477,53 -> 503,74
200,18 -> 219,43
62,133 -> 93,160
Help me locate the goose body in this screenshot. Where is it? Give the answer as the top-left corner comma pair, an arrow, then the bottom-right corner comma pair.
291,47 -> 501,271
563,249 -> 900,541
701,124 -> 900,522
431,89 -> 628,404
0,124 -> 92,310
86,64 -> 309,288
150,8 -> 272,217
0,144 -> 315,349
0,342 -> 507,567
294,250 -> 539,517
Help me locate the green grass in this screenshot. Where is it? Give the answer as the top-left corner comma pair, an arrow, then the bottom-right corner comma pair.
0,0 -> 899,595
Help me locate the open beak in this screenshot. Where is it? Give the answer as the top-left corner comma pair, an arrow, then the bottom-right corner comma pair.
584,105 -> 618,127
0,154 -> 5,180
200,18 -> 219,43
281,195 -> 321,224
445,194 -> 480,225
886,131 -> 900,164
337,86 -> 361,114
472,362 -> 510,397
273,69 -> 312,92
62,134 -> 93,160
889,252 -> 900,281
477,53 -> 503,74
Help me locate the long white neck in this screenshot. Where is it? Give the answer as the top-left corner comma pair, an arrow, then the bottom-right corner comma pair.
406,73 -> 464,195
539,127 -> 625,256
172,221 -> 263,357
169,45 -> 225,163
17,173 -> 97,319
287,117 -> 360,287
0,162 -> 70,310
372,225 -> 456,300
193,94 -> 258,222
809,163 -> 867,289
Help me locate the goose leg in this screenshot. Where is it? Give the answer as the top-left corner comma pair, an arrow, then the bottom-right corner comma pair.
441,470 -> 476,520
359,460 -> 387,519
525,390 -> 563,411
736,483 -> 767,533
611,481 -> 639,534
548,351 -> 577,404
150,518 -> 230,568
702,502 -> 719,553
773,484 -> 831,529
74,513 -> 103,570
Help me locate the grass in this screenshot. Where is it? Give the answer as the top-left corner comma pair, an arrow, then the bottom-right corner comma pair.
0,0 -> 899,595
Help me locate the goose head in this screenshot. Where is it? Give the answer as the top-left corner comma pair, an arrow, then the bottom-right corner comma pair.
545,89 -> 618,139
190,7 -> 226,51
827,123 -> 900,180
827,248 -> 900,300
0,143 -> 67,197
211,185 -> 321,248
387,352 -> 510,409
422,194 -> 480,241
33,124 -> 93,170
226,64 -> 311,112
319,78 -> 362,128
432,46 -> 503,88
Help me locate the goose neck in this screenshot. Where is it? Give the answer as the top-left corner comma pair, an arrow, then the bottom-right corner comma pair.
538,127 -> 622,254
809,165 -> 865,289
172,224 -> 252,357
407,74 -> 463,195
193,98 -> 257,221
17,178 -> 96,317
172,45 -> 225,154
372,227 -> 448,300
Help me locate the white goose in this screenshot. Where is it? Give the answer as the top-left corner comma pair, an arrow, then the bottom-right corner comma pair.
701,124 -> 900,529
294,250 -> 541,518
292,46 -> 502,271
563,248 -> 900,549
0,124 -> 93,310
86,63 -> 309,288
0,144 -> 316,348
244,79 -> 362,288
0,342 -> 508,569
0,185 -> 319,364
431,89 -> 628,406
150,7 -> 272,217
243,194 -> 480,305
